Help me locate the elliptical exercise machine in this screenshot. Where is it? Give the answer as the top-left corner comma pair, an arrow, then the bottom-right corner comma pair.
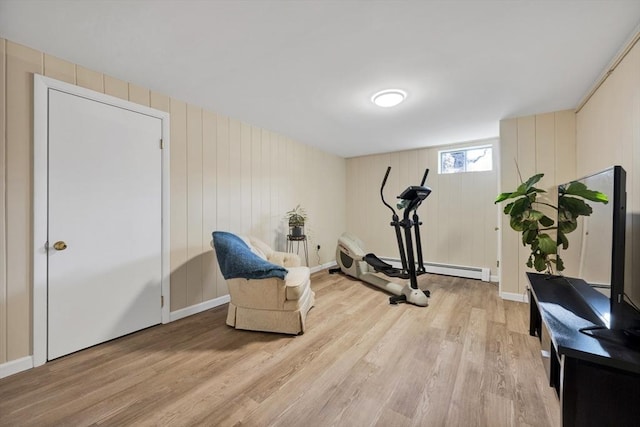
330,167 -> 432,306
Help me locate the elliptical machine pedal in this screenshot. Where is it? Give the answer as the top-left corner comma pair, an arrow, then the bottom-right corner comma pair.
389,294 -> 406,305
389,289 -> 430,305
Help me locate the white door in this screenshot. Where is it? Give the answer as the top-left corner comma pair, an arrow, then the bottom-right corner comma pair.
47,89 -> 163,360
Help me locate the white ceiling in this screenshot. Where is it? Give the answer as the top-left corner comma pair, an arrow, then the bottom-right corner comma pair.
2,1 -> 640,158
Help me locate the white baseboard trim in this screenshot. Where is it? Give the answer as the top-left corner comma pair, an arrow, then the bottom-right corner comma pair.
0,356 -> 34,379
381,257 -> 491,282
169,294 -> 231,322
500,291 -> 529,303
490,275 -> 499,283
311,262 -> 337,274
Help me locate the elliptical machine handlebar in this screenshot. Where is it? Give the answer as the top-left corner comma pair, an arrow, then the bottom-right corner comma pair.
420,168 -> 429,186
380,166 -> 396,217
379,167 -> 408,273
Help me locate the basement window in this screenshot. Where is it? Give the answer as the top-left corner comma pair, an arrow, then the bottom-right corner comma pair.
438,145 -> 493,174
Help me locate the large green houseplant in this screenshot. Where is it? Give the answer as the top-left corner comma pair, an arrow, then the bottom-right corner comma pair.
495,173 -> 608,274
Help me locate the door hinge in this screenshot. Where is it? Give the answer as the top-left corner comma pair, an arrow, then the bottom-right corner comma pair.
496,260 -> 500,268
161,295 -> 164,307
160,138 -> 164,149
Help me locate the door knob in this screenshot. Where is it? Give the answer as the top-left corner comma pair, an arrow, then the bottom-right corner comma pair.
53,241 -> 68,251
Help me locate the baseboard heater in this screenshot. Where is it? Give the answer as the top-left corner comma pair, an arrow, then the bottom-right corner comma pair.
381,257 -> 491,282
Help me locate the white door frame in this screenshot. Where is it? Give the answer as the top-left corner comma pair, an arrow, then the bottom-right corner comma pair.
33,74 -> 171,367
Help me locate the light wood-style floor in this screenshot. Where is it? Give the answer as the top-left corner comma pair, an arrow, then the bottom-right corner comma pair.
0,270 -> 559,426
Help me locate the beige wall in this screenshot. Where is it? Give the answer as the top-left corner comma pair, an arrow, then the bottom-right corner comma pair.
576,38 -> 640,308
498,36 -> 640,303
346,139 -> 498,277
498,110 -> 576,298
0,38 -> 347,365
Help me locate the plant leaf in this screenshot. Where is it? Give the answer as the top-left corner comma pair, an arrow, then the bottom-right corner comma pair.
523,173 -> 544,191
527,210 -> 544,220
495,192 -> 514,203
522,229 -> 537,245
558,218 -> 578,234
533,253 -> 547,271
537,233 -> 557,254
557,230 -> 569,249
559,196 -> 593,216
539,215 -> 554,227
564,182 -> 609,204
510,216 -> 525,232
509,198 -> 530,217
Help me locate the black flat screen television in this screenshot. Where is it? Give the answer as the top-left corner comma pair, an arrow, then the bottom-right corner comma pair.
556,165 -> 638,332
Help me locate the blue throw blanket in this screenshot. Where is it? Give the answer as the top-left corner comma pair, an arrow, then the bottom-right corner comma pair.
212,231 -> 288,280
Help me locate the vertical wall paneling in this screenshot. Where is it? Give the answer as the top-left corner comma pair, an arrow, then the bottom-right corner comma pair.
554,110 -> 576,184
290,140 -> 301,218
169,99 -> 188,310
202,110 -> 218,301
129,83 -> 150,107
43,54 -> 75,84
228,119 -> 242,233
6,41 -> 42,360
397,150 -> 410,199
0,38 -> 6,364
215,115 -> 230,295
250,127 -> 262,236
240,123 -> 252,232
269,132 -> 282,248
186,104 -> 203,306
515,116 -> 536,294
499,119 -> 520,296
282,137 -> 294,224
535,114 -> 558,254
535,113 -> 556,189
576,40 -> 640,310
104,75 -> 128,100
308,147 -> 320,252
259,130 -> 271,243
344,156 -> 357,249
76,66 -> 104,93
150,91 -> 170,114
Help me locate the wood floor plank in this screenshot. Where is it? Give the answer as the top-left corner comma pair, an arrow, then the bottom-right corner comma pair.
0,271 -> 559,426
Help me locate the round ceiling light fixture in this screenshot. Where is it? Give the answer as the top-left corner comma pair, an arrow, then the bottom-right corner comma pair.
371,89 -> 407,107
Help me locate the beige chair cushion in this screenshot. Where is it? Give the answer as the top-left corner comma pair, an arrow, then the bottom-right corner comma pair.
245,236 -> 301,267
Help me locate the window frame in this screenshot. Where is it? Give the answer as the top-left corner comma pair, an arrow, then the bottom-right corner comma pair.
438,144 -> 493,174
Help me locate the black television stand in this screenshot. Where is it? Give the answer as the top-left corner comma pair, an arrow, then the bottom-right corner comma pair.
527,272 -> 640,426
580,326 -> 640,350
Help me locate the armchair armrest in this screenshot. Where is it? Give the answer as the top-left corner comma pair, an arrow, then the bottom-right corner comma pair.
269,251 -> 301,268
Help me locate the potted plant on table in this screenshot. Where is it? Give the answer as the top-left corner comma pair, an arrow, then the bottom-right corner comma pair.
285,204 -> 307,238
495,173 -> 608,274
